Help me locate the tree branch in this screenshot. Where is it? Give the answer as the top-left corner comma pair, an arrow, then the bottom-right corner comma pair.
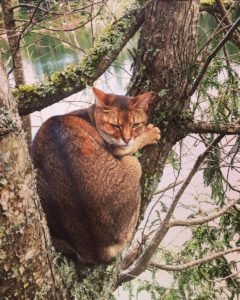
150,246 -> 240,271
15,2 -> 149,116
169,199 -> 239,227
117,135 -> 224,285
34,1 -> 106,33
186,121 -> 240,135
154,180 -> 184,196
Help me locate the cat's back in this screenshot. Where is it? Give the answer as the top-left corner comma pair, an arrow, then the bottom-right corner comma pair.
33,108 -> 103,160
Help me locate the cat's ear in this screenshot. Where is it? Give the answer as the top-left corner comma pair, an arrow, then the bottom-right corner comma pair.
132,92 -> 153,112
92,87 -> 113,108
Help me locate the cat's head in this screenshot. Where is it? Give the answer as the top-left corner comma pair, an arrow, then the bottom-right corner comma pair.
93,87 -> 152,147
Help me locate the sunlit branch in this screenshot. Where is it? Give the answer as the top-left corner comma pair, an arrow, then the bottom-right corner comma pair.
150,246 -> 240,271
117,135 -> 224,285
16,1 -> 150,116
169,199 -> 239,227
186,121 -> 240,135
189,15 -> 240,97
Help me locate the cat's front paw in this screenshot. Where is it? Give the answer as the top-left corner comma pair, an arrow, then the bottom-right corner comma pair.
144,124 -> 161,145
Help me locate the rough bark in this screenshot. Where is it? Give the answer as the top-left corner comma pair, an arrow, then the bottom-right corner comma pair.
1,0 -> 32,146
129,0 -> 200,216
0,60 -> 60,299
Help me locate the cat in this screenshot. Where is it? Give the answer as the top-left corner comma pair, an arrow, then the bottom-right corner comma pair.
32,87 -> 160,263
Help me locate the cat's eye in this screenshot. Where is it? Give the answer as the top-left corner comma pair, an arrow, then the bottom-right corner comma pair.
132,123 -> 140,128
111,123 -> 121,129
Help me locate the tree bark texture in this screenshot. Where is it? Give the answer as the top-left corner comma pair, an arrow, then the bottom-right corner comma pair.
129,0 -> 200,216
0,60 -> 60,299
1,0 -> 32,146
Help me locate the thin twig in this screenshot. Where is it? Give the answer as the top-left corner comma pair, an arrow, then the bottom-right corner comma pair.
150,247 -> 240,271
154,180 -> 184,196
169,199 -> 239,227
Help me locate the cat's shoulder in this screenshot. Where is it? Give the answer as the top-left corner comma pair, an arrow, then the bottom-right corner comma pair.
39,107 -> 94,131
34,106 -> 104,146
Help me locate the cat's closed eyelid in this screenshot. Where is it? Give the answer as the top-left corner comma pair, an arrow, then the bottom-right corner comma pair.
110,123 -> 121,129
132,123 -> 141,128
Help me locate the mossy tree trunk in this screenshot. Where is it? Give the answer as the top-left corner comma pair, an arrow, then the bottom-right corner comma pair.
0,60 -> 62,299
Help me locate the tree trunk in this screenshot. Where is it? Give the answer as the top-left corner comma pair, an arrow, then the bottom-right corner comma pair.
129,0 -> 200,216
1,0 -> 32,146
0,60 -> 61,299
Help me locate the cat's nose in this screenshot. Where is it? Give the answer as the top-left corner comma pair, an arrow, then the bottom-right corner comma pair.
123,138 -> 131,145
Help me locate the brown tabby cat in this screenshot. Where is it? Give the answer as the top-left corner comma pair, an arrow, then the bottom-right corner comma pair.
32,87 -> 160,263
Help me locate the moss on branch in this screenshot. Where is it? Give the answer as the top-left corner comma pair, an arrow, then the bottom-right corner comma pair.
15,3 -> 146,116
